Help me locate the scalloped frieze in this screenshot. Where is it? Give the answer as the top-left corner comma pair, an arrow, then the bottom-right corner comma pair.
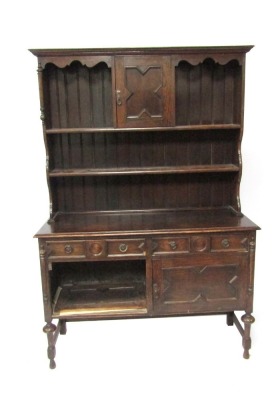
172,53 -> 244,66
39,55 -> 112,69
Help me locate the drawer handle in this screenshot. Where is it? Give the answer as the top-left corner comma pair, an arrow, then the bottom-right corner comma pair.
169,241 -> 177,250
119,243 -> 128,253
64,244 -> 73,254
221,239 -> 230,249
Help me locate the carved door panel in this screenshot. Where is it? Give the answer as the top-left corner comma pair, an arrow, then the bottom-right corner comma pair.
115,56 -> 172,128
153,255 -> 248,315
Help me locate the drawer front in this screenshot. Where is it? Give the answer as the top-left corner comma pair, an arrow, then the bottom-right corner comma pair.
152,237 -> 189,255
152,234 -> 248,255
47,241 -> 86,259
211,235 -> 248,252
107,239 -> 146,257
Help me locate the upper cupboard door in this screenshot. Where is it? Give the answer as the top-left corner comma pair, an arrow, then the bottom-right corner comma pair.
115,56 -> 173,128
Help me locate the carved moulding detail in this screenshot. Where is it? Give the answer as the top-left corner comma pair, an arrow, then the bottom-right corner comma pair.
125,66 -> 163,119
49,201 -> 53,217
37,62 -> 43,73
39,55 -> 112,69
46,156 -> 49,171
241,237 -> 249,250
249,237 -> 256,251
247,235 -> 256,297
40,107 -> 45,123
163,264 -> 239,305
39,243 -> 46,259
172,54 -> 243,67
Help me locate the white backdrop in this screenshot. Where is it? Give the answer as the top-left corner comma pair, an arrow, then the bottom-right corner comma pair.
1,1 -> 274,398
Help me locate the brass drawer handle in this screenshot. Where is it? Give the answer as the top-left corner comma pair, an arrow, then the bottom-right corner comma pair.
221,239 -> 230,249
64,244 -> 73,254
119,243 -> 128,253
169,241 -> 177,250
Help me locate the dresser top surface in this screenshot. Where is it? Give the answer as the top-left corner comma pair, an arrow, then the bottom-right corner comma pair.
35,208 -> 259,238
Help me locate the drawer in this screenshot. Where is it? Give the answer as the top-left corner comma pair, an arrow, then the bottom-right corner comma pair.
211,235 -> 248,252
152,237 -> 189,255
47,241 -> 86,258
107,239 -> 146,257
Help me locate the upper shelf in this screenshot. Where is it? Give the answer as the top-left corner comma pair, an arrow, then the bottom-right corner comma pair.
49,164 -> 239,178
45,124 -> 241,134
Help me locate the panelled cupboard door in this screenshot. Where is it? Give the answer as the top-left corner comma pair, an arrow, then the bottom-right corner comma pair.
115,56 -> 172,128
153,255 -> 248,315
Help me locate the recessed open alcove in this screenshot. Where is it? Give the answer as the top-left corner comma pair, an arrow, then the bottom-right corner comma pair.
43,61 -> 112,129
175,59 -> 241,125
51,260 -> 147,318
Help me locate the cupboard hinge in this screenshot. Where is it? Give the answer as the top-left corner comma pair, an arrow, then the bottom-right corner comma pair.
153,283 -> 159,299
116,90 -> 122,106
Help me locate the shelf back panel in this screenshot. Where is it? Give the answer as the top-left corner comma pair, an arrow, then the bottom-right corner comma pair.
43,61 -> 113,129
50,173 -> 237,213
47,130 -> 239,171
175,59 -> 242,125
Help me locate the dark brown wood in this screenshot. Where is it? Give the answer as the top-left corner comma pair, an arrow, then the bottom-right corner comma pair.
226,311 -> 234,326
152,254 -> 248,314
115,55 -> 173,128
43,322 -> 57,369
175,59 -> 241,125
31,46 -> 259,367
42,61 -> 112,129
35,209 -> 258,238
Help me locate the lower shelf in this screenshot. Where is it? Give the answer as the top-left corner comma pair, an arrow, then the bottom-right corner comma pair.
51,260 -> 147,318
53,285 -> 147,317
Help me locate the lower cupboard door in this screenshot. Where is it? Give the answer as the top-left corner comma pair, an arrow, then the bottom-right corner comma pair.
152,255 -> 248,314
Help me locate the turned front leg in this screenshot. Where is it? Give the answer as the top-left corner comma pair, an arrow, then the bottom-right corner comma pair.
43,322 -> 57,369
241,234 -> 256,359
241,313 -> 255,359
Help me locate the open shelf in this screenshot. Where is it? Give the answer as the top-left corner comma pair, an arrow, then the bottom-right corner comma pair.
51,260 -> 147,318
47,129 -> 239,175
50,173 -> 238,213
49,164 -> 239,177
45,124 -> 241,134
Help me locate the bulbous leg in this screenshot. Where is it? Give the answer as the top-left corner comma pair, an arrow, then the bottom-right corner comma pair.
43,322 -> 57,369
241,313 -> 255,359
